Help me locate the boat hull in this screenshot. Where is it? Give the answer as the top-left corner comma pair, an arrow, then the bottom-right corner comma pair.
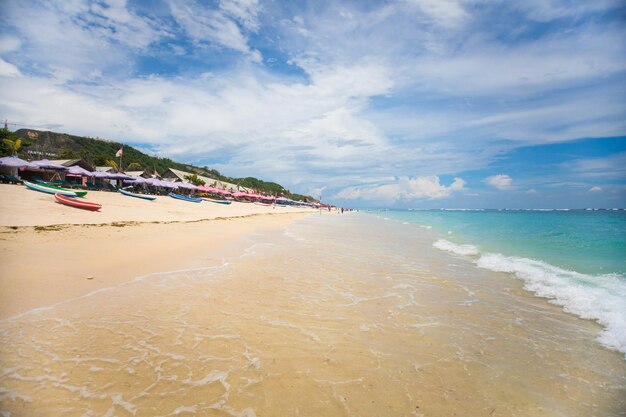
54,193 -> 101,211
169,193 -> 202,203
203,198 -> 232,205
24,180 -> 77,197
119,188 -> 156,201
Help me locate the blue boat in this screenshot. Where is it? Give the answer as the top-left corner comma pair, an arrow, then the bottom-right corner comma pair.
119,188 -> 157,201
169,192 -> 203,203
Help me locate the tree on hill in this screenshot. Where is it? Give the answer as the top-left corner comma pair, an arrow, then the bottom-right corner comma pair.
10,128 -> 316,201
0,128 -> 23,156
184,174 -> 206,186
58,146 -> 78,159
105,160 -> 121,172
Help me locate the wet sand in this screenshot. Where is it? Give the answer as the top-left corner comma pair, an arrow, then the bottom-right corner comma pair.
1,214 -> 624,416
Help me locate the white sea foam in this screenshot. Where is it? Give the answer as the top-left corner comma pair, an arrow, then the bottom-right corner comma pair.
476,253 -> 626,356
433,239 -> 480,256
432,239 -> 626,356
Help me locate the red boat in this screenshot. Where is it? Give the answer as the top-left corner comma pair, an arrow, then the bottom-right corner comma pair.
54,193 -> 102,211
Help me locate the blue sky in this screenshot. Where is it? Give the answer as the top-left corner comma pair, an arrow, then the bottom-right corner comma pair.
0,0 -> 624,208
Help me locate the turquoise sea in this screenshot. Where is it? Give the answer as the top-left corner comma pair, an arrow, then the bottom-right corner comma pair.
366,208 -> 626,356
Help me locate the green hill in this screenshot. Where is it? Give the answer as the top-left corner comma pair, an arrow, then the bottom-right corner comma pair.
4,128 -> 313,201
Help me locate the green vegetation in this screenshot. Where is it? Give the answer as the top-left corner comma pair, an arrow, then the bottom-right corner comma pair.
184,174 -> 206,186
0,128 -> 30,157
12,128 -> 315,201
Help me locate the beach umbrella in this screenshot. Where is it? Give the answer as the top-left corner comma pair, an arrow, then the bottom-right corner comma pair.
67,166 -> 93,176
177,182 -> 197,190
90,171 -> 111,178
109,172 -> 132,180
0,156 -> 30,167
125,176 -> 146,184
160,180 -> 178,189
28,159 -> 68,170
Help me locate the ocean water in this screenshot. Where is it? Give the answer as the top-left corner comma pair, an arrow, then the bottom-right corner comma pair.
369,209 -> 626,356
1,214 -> 625,416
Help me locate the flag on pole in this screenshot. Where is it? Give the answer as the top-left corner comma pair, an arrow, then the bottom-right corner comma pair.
115,146 -> 124,158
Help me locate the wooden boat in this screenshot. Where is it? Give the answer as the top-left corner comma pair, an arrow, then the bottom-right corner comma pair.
24,180 -> 77,197
169,192 -> 202,203
203,198 -> 232,205
54,193 -> 101,211
119,188 -> 156,201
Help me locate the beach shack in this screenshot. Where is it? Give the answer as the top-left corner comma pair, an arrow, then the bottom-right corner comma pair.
51,159 -> 95,172
125,169 -> 152,179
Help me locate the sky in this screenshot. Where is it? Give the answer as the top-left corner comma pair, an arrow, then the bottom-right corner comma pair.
0,0 -> 625,208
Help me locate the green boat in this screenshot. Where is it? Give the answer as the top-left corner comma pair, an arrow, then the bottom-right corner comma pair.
27,181 -> 87,197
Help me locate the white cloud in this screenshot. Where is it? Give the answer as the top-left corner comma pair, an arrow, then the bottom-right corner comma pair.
0,59 -> 21,77
168,0 -> 261,61
526,188 -> 538,194
515,0 -> 621,22
589,186 -> 602,193
0,0 -> 162,81
0,34 -> 21,53
562,152 -> 626,179
0,0 -> 624,203
334,176 -> 465,202
219,0 -> 261,31
404,0 -> 469,28
485,174 -> 512,190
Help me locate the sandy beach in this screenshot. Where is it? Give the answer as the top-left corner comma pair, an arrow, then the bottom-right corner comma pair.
0,184 -> 313,318
1,209 -> 624,417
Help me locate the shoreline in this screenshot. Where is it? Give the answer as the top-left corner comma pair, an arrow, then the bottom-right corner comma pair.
0,183 -> 315,319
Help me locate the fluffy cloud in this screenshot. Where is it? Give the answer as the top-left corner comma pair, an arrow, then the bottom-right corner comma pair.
334,176 -> 465,202
0,0 -> 624,205
0,58 -> 21,77
589,186 -> 602,193
485,174 -> 512,190
168,0 -> 262,61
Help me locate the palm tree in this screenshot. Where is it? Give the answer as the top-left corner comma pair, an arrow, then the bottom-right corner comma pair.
3,139 -> 21,156
105,159 -> 120,172
126,162 -> 142,171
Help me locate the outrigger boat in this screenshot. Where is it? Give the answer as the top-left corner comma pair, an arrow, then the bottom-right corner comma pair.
119,188 -> 157,201
24,180 -> 78,197
203,198 -> 232,205
169,192 -> 202,203
54,193 -> 101,211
